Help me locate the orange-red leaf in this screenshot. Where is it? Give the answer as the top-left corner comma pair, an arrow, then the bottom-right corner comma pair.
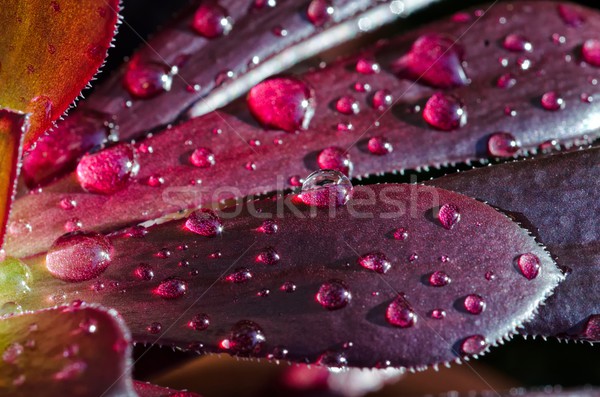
0,0 -> 119,146
0,110 -> 28,249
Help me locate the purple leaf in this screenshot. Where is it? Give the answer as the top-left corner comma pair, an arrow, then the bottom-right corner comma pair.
21,184 -> 562,369
8,1 -> 600,258
22,0 -> 429,182
427,147 -> 600,341
0,303 -> 136,396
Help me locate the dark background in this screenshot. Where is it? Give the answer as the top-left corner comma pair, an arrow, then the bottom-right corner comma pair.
94,0 -> 600,394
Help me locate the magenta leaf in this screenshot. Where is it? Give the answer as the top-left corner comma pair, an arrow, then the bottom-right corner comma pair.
0,303 -> 135,396
427,147 -> 600,341
21,184 -> 561,369
8,1 -> 600,258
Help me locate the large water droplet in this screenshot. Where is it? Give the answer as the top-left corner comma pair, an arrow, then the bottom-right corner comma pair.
358,252 -> 391,274
153,278 -> 187,299
191,2 -> 233,38
256,247 -> 280,265
464,294 -> 486,315
222,320 -> 266,355
317,146 -> 352,176
386,296 -> 417,328
46,232 -> 113,282
124,61 -> 172,99
298,169 -> 353,207
438,203 -> 461,230
367,136 -> 393,156
316,280 -> 351,310
395,34 -> 468,88
582,39 -> 600,67
185,209 -> 223,237
502,34 -> 533,52
423,93 -> 467,131
190,147 -> 216,168
134,263 -> 154,281
372,89 -> 393,111
517,253 -> 540,280
76,144 -> 139,194
335,96 -> 360,115
306,0 -> 334,27
487,132 -> 521,157
429,270 -> 451,287
460,335 -> 487,355
541,91 -> 565,111
247,77 -> 315,132
0,257 -> 32,300
356,57 -> 380,74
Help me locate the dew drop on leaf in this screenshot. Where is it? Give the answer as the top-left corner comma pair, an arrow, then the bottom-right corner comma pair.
46,232 -> 112,282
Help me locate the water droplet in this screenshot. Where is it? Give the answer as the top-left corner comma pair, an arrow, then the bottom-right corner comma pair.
307,0 -> 334,27
440,255 -> 450,263
317,146 -> 352,176
0,257 -> 32,300
188,313 -> 210,331
335,96 -> 360,115
372,89 -> 393,111
257,288 -> 270,297
256,247 -> 280,265
464,294 -> 486,314
429,271 -> 451,287
541,91 -> 565,111
272,25 -> 287,37
485,271 -> 496,281
487,132 -> 521,157
317,351 -> 347,369
153,278 -> 187,299
452,12 -> 471,23
222,321 -> 266,355
147,322 -> 162,334
581,93 -> 594,103
60,197 -> 77,210
496,73 -> 516,89
353,82 -> 371,92
386,296 -> 417,328
438,203 -> 460,230
134,264 -> 154,280
257,219 -> 278,234
185,209 -> 223,237
356,57 -> 380,74
358,252 -> 391,274
244,161 -> 256,171
504,106 -> 517,117
156,248 -> 171,259
0,302 -> 23,317
190,147 -> 216,168
76,144 -> 139,194
46,232 -> 112,282
557,4 -> 584,27
393,228 -> 408,241
316,280 -> 351,310
280,281 -> 297,293
146,174 -> 164,187
423,93 -> 467,131
225,267 -> 253,283
289,175 -> 304,187
517,253 -> 540,280
298,169 -> 353,207
431,309 -> 446,319
64,218 -> 83,233
461,335 -> 487,355
336,122 -> 353,132
191,2 -> 233,38
583,315 -> 600,340
582,39 -> 600,67
247,77 -> 314,132
503,34 -> 533,52
395,34 -> 468,88
124,61 -> 172,99
367,136 -> 393,155
2,343 -> 23,364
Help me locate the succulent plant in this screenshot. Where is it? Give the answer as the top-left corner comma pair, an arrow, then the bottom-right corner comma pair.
0,0 -> 598,396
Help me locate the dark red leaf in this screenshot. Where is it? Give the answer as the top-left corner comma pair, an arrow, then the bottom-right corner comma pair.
8,1 -> 600,257
0,303 -> 135,396
427,147 -> 600,341
21,185 -> 561,369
